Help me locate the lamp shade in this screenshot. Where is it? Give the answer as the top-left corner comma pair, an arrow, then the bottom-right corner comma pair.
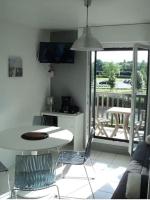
71,27 -> 103,51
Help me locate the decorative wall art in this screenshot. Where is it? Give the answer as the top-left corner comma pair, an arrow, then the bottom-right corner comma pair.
8,56 -> 23,77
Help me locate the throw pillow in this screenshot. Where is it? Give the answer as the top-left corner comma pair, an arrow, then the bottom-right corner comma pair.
145,135 -> 150,145
126,172 -> 141,199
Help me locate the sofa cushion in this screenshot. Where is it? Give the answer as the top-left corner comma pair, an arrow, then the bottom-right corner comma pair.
111,171 -> 128,199
112,169 -> 148,199
126,173 -> 141,199
146,135 -> 150,145
127,160 -> 148,175
112,142 -> 150,199
132,142 -> 150,168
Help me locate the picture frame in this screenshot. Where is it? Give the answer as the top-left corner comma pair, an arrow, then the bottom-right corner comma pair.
8,56 -> 23,77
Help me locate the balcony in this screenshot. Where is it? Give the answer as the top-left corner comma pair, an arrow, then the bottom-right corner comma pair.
94,92 -> 146,141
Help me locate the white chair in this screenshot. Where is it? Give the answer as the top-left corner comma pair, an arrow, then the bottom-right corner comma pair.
134,121 -> 142,141
58,129 -> 95,198
0,161 -> 10,192
11,153 -> 60,199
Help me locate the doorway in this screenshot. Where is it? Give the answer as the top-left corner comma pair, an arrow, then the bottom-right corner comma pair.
91,48 -> 149,144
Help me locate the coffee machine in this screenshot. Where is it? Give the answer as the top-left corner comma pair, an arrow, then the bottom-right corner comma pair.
60,96 -> 71,113
60,96 -> 79,114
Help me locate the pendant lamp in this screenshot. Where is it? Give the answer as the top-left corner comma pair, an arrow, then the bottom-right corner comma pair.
71,0 -> 103,51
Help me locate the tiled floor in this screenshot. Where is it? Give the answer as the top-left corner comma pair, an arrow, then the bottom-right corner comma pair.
55,150 -> 130,199
0,150 -> 130,199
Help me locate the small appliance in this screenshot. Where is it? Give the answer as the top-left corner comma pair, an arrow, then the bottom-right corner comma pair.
60,96 -> 79,114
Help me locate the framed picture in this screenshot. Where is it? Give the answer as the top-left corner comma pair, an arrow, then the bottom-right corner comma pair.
8,56 -> 23,77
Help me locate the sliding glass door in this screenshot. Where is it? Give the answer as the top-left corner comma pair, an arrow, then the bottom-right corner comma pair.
91,47 -> 150,146
129,44 -> 150,155
92,49 -> 133,142
90,51 -> 96,131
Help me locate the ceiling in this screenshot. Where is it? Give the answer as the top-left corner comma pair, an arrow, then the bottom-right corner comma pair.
1,0 -> 150,30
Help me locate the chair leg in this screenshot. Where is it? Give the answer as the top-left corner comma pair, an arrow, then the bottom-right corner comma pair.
11,188 -> 18,199
7,171 -> 11,192
56,147 -> 62,154
52,184 -> 60,199
62,162 -> 95,180
83,165 -> 95,199
88,157 -> 96,180
62,164 -> 72,178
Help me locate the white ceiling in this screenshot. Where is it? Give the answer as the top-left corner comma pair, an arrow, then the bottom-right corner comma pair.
1,0 -> 150,30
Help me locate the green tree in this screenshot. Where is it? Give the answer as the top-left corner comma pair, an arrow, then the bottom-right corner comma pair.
119,60 -> 132,73
140,60 -> 147,86
137,71 -> 144,90
96,59 -> 103,74
102,62 -> 120,89
122,59 -> 128,71
108,74 -> 116,89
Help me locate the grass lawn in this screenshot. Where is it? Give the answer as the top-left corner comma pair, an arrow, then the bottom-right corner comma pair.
96,77 -> 129,84
96,77 -> 132,94
96,88 -> 132,94
96,77 -> 146,95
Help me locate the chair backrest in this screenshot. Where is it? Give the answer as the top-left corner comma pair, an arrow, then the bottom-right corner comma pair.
134,121 -> 142,132
0,161 -> 8,172
84,128 -> 95,160
32,116 -> 44,125
15,153 -> 57,191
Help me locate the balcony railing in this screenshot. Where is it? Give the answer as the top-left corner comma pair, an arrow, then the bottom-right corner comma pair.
95,92 -> 146,126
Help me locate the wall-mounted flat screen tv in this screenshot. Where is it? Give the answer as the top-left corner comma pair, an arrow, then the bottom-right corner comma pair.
38,42 -> 75,63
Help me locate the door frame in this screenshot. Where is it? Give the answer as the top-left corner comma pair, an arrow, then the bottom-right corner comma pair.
129,43 -> 150,155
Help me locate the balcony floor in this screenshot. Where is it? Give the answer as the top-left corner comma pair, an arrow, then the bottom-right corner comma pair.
95,126 -> 144,142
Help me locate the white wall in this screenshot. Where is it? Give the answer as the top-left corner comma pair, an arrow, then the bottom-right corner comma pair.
50,31 -> 88,112
0,21 -> 50,167
79,23 -> 150,47
51,52 -> 87,111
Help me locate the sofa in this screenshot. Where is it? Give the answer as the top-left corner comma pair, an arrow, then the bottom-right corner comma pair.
112,141 -> 150,199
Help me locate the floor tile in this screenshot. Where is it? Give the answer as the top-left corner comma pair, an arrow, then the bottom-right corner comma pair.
0,150 -> 130,199
110,154 -> 130,168
93,190 -> 112,199
57,178 -> 94,199
55,150 -> 129,199
94,152 -> 117,164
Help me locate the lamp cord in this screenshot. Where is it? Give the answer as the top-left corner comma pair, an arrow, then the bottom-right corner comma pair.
86,2 -> 88,28
85,0 -> 91,28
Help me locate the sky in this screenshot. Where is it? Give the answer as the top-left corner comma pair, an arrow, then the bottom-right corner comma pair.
92,50 -> 148,63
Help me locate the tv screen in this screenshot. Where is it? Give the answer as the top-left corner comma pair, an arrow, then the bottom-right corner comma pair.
38,42 -> 75,63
